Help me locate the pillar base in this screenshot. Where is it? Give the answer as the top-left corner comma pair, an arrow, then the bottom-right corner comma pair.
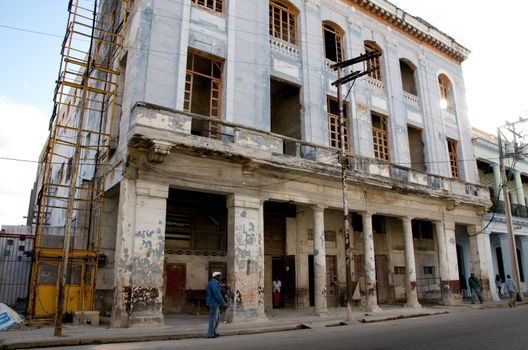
313,308 -> 330,317
404,302 -> 422,309
230,309 -> 268,324
365,304 -> 381,313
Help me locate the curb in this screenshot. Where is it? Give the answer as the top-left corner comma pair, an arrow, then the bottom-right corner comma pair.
0,324 -> 304,350
359,310 -> 449,323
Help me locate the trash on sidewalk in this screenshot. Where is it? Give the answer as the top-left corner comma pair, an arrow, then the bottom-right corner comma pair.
0,303 -> 24,331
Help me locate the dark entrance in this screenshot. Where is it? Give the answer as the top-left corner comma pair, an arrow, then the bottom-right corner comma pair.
264,202 -> 296,309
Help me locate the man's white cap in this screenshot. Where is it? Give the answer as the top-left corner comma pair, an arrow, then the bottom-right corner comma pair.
212,271 -> 222,278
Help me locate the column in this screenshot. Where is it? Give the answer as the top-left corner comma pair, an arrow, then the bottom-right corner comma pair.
362,212 -> 380,312
296,206 -> 310,308
491,163 -> 501,192
514,170 -> 526,207
483,231 -> 500,301
226,194 -> 266,323
444,221 -> 462,303
112,180 -> 169,327
468,225 -> 491,300
313,205 -> 328,315
435,221 -> 452,305
401,217 -> 421,308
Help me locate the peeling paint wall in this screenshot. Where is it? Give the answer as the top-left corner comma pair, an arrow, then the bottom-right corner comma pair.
112,179 -> 168,327
227,195 -> 266,322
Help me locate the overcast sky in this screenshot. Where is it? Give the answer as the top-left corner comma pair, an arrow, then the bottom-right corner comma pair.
0,0 -> 527,226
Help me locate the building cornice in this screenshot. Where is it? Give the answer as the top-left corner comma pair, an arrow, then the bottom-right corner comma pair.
345,0 -> 470,62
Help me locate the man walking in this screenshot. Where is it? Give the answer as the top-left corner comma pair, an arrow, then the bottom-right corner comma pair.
504,275 -> 518,308
206,271 -> 226,338
468,273 -> 484,304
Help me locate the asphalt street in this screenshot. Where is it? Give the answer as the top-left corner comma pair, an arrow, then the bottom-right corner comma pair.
36,306 -> 527,350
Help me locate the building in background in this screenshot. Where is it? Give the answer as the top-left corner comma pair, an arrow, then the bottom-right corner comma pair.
29,0 -> 490,327
0,226 -> 33,312
472,128 -> 528,299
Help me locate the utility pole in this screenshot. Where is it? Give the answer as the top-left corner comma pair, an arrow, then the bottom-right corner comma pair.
331,50 -> 381,320
497,119 -> 526,302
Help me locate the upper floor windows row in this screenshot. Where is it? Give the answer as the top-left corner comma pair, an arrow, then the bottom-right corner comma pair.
190,0 -> 457,110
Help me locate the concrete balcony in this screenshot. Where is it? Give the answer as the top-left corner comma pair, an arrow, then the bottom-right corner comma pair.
128,102 -> 490,206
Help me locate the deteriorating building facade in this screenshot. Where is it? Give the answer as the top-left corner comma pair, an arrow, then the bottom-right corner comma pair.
33,0 -> 491,327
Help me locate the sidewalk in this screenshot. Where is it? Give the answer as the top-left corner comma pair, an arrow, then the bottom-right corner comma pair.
0,302 -> 519,350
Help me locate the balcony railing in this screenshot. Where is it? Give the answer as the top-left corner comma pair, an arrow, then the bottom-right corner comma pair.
490,200 -> 528,218
403,91 -> 420,105
269,37 -> 299,57
367,77 -> 384,90
129,102 -> 489,205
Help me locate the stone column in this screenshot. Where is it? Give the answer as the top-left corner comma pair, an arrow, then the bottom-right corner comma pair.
401,217 -> 421,308
112,179 -> 169,328
468,225 -> 491,300
443,221 -> 462,303
313,205 -> 328,315
483,231 -> 500,301
434,221 -> 452,305
491,163 -> 501,192
514,170 -> 526,207
296,206 -> 309,308
226,194 -> 266,323
362,212 -> 380,312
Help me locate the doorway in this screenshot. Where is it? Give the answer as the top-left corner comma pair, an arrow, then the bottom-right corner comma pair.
270,79 -> 301,156
164,263 -> 186,314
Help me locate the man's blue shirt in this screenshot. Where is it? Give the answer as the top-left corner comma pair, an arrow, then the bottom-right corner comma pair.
206,278 -> 226,307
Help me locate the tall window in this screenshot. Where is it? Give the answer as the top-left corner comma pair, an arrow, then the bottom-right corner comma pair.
184,50 -> 223,138
192,0 -> 223,13
323,23 -> 344,63
438,74 -> 453,111
364,41 -> 383,82
269,0 -> 297,45
371,113 -> 389,161
327,97 -> 349,151
399,59 -> 417,96
447,138 -> 459,179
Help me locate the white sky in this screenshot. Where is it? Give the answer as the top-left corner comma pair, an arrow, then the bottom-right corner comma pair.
0,0 -> 527,226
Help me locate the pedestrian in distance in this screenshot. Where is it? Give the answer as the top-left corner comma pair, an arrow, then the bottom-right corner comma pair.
504,275 -> 518,308
272,277 -> 282,308
468,273 -> 484,304
495,274 -> 503,297
206,271 -> 227,338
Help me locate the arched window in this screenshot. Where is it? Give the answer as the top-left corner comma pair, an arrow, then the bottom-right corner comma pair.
364,41 -> 383,82
269,0 -> 297,45
323,22 -> 344,63
438,74 -> 454,111
399,59 -> 417,96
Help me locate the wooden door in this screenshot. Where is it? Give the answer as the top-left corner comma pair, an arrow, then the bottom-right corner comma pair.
375,255 -> 390,303
164,264 -> 186,314
326,255 -> 337,307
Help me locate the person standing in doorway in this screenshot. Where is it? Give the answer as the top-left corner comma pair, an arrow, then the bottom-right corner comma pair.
272,277 -> 282,308
206,271 -> 226,338
495,274 -> 503,298
468,273 -> 484,304
504,275 -> 518,308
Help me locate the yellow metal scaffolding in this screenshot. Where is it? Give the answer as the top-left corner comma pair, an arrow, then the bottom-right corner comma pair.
28,0 -> 129,330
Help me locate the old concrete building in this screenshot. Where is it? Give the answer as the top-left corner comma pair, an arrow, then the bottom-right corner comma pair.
473,128 -> 528,299
32,0 -> 491,327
